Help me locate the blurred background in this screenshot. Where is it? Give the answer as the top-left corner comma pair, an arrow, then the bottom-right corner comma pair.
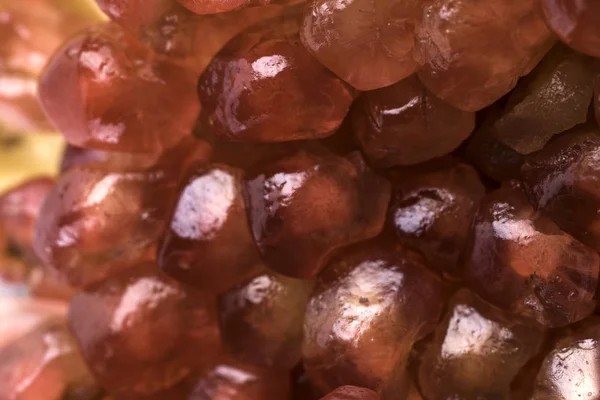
0,0 -> 107,298
0,2 -> 110,398
0,0 -> 106,195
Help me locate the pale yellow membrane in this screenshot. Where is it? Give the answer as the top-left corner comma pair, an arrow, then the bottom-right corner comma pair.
0,132 -> 64,193
60,0 -> 108,21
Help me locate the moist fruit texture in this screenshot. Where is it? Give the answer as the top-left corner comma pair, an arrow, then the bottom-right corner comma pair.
418,289 -> 545,399
463,181 -> 599,328
198,13 -> 354,143
39,24 -> 200,154
353,76 -> 475,167
2,0 -> 600,399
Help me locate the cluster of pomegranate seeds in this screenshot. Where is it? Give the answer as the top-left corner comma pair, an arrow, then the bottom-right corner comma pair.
3,0 -> 600,399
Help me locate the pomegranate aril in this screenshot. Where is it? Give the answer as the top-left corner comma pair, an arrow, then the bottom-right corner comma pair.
183,6 -> 285,74
95,0 -> 177,32
188,356 -> 292,399
0,178 -> 61,296
416,0 -> 553,111
388,158 -> 485,277
244,146 -> 390,279
218,270 -> 314,368
540,0 -> 600,58
39,23 -> 199,154
353,76 -> 475,167
33,163 -> 177,286
300,0 -> 419,91
319,386 -> 378,400
158,163 -> 263,293
198,12 -> 354,142
492,44 -> 596,154
531,317 -> 600,399
418,289 -> 545,400
302,240 -> 445,397
177,0 -> 274,15
463,181 -> 599,327
69,262 -> 221,397
521,126 -> 600,252
0,177 -> 54,258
